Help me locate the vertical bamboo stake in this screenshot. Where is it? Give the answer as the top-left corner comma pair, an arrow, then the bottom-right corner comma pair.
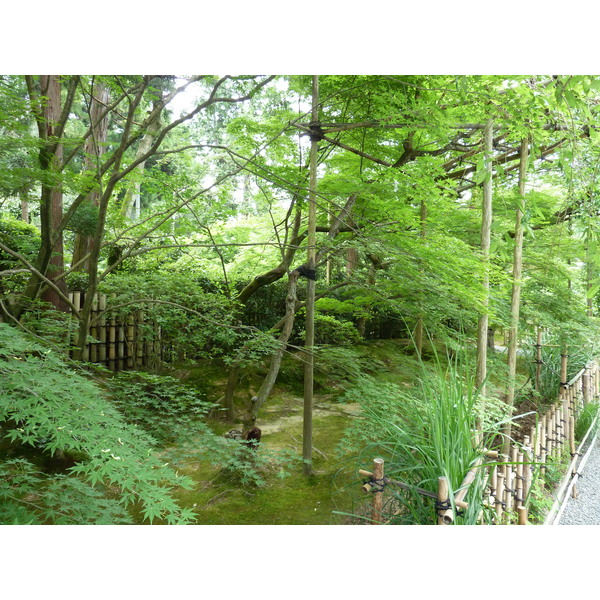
502,454 -> 513,516
523,435 -> 532,502
127,314 -> 135,368
518,506 -> 528,525
560,349 -> 568,387
516,450 -> 524,510
501,137 -> 529,457
371,458 -> 384,524
476,119 -> 494,398
90,293 -> 98,363
302,75 -> 319,476
117,319 -> 125,371
108,294 -> 116,371
495,471 -> 505,521
535,327 -> 543,392
98,294 -> 107,365
436,475 -> 453,525
137,310 -> 144,367
540,416 -> 547,480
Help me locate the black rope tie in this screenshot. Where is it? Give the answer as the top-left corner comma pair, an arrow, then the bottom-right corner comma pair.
364,478 -> 386,493
435,499 -> 452,515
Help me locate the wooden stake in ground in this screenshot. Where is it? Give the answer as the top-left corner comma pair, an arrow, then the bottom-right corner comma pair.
303,75 -> 319,476
501,137 -> 528,455
436,476 -> 453,525
371,458 -> 385,524
476,119 -> 494,397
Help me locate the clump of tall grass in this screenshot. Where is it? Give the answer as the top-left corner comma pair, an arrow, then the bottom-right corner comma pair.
349,347 -> 509,524
523,335 -> 594,403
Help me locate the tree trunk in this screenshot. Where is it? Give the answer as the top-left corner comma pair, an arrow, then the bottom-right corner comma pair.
476,119 -> 494,396
501,137 -> 529,453
250,271 -> 300,419
72,82 -> 110,273
39,75 -> 68,312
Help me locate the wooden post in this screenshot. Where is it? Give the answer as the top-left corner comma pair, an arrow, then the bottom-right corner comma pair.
495,471 -> 505,522
535,327 -> 543,392
569,415 -> 578,498
371,458 -> 384,524
523,435 -> 532,503
98,294 -> 107,365
540,416 -> 547,480
90,294 -> 98,363
127,314 -> 135,368
436,476 -> 453,525
302,74 -> 319,476
516,449 -> 524,510
560,349 -> 568,388
518,506 -> 528,525
476,118 -> 494,398
117,319 -> 125,371
108,294 -> 116,371
502,454 -> 513,516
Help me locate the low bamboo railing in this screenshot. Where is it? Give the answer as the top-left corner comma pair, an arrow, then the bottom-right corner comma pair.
360,358 -> 600,525
68,292 -> 164,371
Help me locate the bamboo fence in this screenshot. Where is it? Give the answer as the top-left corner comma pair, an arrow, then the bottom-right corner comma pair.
359,356 -> 600,525
68,292 -> 167,371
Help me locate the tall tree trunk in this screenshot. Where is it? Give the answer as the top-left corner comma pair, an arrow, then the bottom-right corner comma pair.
39,75 -> 68,312
19,189 -> 29,223
72,82 -> 110,273
501,137 -> 529,454
346,247 -> 359,275
476,119 -> 494,396
303,75 -> 319,476
250,271 -> 300,419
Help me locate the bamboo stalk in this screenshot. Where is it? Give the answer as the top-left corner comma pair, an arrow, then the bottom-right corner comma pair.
437,476 -> 453,525
90,293 -> 98,363
371,458 -> 384,524
518,506 -> 528,525
495,472 -> 505,521
127,314 -> 135,368
117,319 -> 125,371
535,327 -> 542,392
98,294 -> 107,364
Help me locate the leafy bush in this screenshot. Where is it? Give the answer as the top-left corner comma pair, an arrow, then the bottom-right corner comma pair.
0,217 -> 40,294
296,312 -> 363,346
575,402 -> 600,441
0,323 -> 197,524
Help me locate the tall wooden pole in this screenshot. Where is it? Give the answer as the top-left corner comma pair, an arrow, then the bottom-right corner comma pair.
502,137 -> 529,455
303,75 -> 319,475
476,119 -> 493,397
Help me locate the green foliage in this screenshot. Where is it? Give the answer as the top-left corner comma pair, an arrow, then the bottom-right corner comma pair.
0,217 -> 40,294
296,312 -> 363,346
0,323 -> 197,524
65,202 -> 99,236
108,370 -> 216,443
575,402 -> 600,441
